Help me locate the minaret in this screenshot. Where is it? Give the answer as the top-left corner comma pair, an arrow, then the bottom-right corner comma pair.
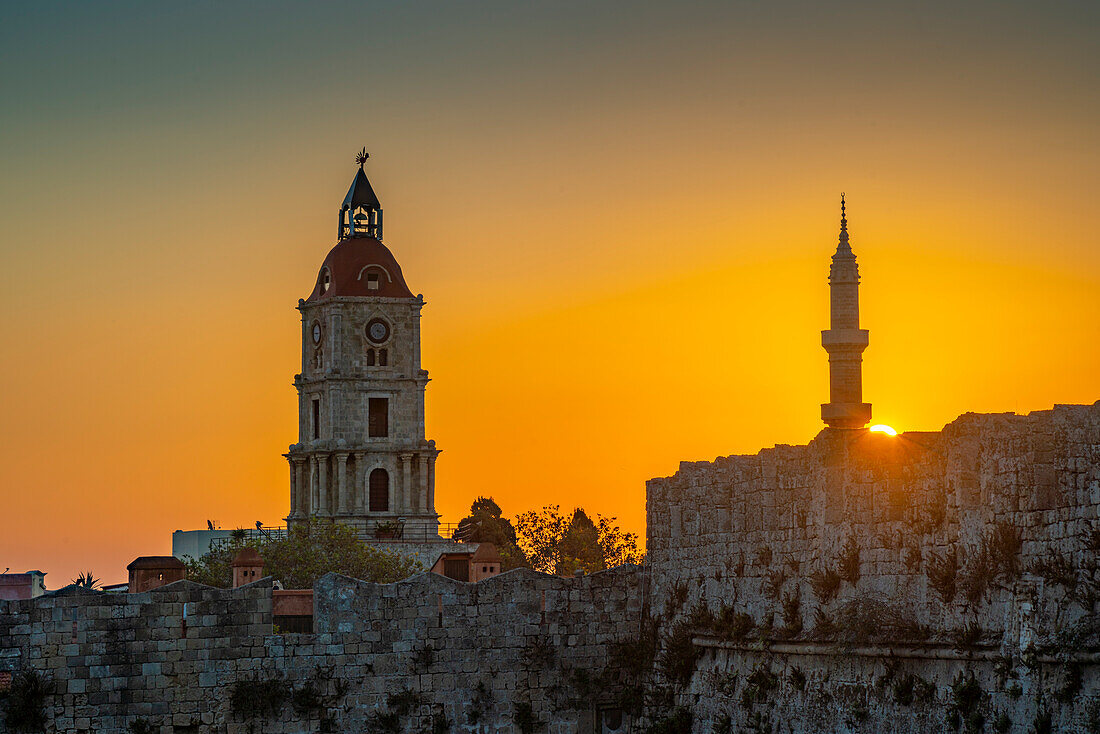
821,195 -> 872,429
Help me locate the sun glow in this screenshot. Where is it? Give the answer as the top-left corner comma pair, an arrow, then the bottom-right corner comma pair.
869,424 -> 898,436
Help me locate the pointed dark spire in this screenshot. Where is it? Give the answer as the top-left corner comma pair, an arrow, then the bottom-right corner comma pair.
339,148 -> 383,240
836,192 -> 852,254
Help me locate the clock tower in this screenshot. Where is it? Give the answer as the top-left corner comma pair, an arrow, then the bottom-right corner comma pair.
285,150 -> 441,536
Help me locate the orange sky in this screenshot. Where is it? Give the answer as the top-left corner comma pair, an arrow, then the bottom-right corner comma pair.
1,2 -> 1097,585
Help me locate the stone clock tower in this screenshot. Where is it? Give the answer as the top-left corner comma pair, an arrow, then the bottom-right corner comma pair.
285,151 -> 440,535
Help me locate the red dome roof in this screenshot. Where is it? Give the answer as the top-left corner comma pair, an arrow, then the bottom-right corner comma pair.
305,236 -> 414,302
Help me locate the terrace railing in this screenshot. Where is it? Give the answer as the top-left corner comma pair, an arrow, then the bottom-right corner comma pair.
210,522 -> 467,549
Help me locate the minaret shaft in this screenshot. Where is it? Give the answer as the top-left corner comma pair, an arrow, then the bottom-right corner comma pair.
821,197 -> 871,429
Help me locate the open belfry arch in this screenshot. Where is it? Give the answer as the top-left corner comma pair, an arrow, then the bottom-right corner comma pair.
284,150 -> 441,535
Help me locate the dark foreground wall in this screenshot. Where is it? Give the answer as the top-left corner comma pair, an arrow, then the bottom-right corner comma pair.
0,567 -> 649,733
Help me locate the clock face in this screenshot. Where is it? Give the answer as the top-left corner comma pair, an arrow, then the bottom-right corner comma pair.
312,323 -> 322,344
366,319 -> 390,344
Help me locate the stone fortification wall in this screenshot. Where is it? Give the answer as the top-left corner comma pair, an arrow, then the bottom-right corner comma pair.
0,567 -> 648,733
646,401 -> 1100,730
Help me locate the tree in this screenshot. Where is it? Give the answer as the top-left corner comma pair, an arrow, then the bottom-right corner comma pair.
556,509 -> 605,576
514,504 -> 644,575
183,520 -> 422,589
454,496 -> 530,570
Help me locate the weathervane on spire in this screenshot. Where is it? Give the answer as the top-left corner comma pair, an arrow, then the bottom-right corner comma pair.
340,148 -> 383,240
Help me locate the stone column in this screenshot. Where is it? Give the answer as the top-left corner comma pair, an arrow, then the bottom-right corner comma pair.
294,460 -> 306,515
427,455 -> 436,514
288,460 -> 297,518
353,452 -> 366,513
418,455 -> 429,514
400,454 -> 413,514
336,452 -> 349,514
318,455 -> 329,515
308,458 -> 318,515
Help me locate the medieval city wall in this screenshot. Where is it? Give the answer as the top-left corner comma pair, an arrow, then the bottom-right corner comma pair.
0,567 -> 648,733
645,401 -> 1100,731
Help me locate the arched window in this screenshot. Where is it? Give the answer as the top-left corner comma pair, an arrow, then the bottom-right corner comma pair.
369,468 -> 389,512
366,348 -> 376,366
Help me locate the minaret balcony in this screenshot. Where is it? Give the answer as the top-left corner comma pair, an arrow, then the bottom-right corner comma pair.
821,329 -> 869,348
821,402 -> 872,427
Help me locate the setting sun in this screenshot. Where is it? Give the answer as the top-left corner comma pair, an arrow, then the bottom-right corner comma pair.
869,424 -> 898,436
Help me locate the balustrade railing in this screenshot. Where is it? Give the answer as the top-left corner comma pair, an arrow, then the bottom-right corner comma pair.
209,522 -> 467,549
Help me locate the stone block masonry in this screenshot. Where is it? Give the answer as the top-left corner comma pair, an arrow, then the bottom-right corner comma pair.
646,401 -> 1100,731
0,567 -> 648,733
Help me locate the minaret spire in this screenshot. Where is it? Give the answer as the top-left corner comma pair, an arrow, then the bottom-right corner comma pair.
820,195 -> 871,429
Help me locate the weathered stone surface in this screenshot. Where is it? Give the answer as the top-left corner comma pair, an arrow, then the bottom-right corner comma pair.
647,402 -> 1100,731
0,569 -> 648,732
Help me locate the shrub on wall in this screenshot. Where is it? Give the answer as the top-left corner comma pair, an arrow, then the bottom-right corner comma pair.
779,590 -> 802,638
0,670 -> 51,733
946,671 -> 985,733
809,567 -> 841,603
838,537 -> 861,585
659,619 -> 700,685
642,706 -> 692,734
959,523 -> 1022,606
514,700 -> 541,734
826,596 -> 929,646
466,681 -> 493,725
927,548 -> 958,605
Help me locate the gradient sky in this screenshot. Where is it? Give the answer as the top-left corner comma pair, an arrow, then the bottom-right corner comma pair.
1,1 -> 1097,585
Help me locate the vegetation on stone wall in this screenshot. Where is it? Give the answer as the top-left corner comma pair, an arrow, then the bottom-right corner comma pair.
927,548 -> 959,605
838,536 -> 861,585
229,665 -> 348,731
523,634 -> 556,670
812,596 -> 929,645
513,699 -> 541,734
739,664 -> 779,710
466,680 -> 494,725
184,519 -> 421,588
0,670 -> 50,733
127,718 -> 157,734
411,642 -> 434,672
808,567 -> 841,603
946,671 -> 985,733
365,689 -> 424,734
640,706 -> 692,734
958,523 -> 1022,605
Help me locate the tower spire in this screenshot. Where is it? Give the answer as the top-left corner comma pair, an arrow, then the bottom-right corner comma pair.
837,192 -> 851,253
339,148 -> 383,240
820,195 -> 871,429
